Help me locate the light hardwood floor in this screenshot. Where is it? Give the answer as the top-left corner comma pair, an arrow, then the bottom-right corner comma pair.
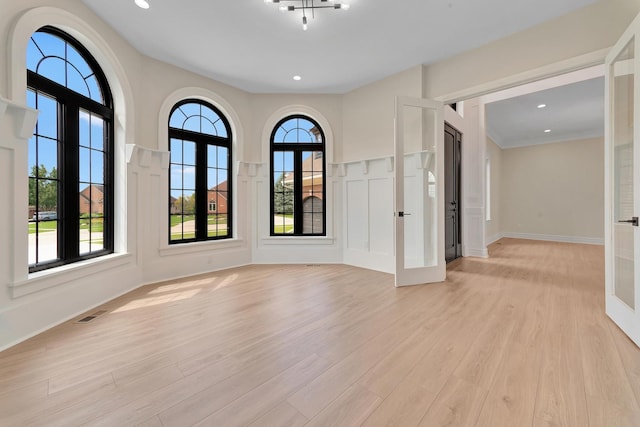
1,238 -> 639,426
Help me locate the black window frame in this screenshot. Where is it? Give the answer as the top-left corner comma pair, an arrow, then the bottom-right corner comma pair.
27,26 -> 114,273
270,114 -> 326,236
168,99 -> 233,244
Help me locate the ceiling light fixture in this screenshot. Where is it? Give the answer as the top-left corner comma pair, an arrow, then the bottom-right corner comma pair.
544,129 -> 551,133
537,104 -> 546,109
293,75 -> 302,81
265,0 -> 350,31
134,0 -> 150,9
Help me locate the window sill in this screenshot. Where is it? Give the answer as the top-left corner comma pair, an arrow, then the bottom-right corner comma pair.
261,236 -> 336,246
10,253 -> 134,298
158,238 -> 246,257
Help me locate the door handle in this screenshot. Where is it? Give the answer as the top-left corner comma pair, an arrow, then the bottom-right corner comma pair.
618,217 -> 639,226
398,211 -> 411,217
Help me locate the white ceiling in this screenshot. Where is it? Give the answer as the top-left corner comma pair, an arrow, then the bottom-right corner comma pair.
82,0 -> 597,94
485,77 -> 604,148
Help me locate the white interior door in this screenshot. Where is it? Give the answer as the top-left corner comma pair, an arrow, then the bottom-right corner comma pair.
394,96 -> 445,286
605,13 -> 640,347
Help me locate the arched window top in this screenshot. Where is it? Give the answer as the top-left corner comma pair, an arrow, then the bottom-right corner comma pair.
273,116 -> 323,144
27,27 -> 108,105
169,100 -> 230,139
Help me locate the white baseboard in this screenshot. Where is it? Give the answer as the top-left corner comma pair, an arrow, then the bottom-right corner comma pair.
501,232 -> 604,245
463,246 -> 489,258
486,233 -> 504,246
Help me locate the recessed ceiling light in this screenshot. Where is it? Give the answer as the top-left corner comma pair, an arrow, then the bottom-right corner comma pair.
544,129 -> 551,133
293,75 -> 302,81
537,104 -> 547,109
135,0 -> 150,9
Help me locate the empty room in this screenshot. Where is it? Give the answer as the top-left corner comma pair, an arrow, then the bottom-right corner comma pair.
1,0 -> 640,426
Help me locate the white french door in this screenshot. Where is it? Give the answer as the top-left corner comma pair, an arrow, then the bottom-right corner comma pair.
394,96 -> 446,286
605,13 -> 640,347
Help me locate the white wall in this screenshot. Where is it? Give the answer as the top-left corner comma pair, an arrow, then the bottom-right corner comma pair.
0,0 -> 633,350
500,137 -> 605,244
342,66 -> 423,162
423,0 -> 640,101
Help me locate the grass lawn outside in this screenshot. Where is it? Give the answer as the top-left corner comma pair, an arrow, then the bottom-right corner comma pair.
30,217 -> 104,234
28,220 -> 57,234
80,217 -> 104,232
274,225 -> 294,234
170,214 -> 195,227
208,216 -> 227,224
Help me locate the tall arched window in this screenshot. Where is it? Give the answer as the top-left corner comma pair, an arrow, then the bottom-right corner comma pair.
169,100 -> 232,243
270,115 -> 325,236
26,26 -> 114,272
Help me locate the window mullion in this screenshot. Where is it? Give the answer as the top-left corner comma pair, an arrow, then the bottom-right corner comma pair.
103,120 -> 115,251
63,103 -> 80,260
293,150 -> 303,235
195,141 -> 208,240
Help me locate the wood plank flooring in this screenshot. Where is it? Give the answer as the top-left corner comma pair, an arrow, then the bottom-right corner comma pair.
1,238 -> 639,426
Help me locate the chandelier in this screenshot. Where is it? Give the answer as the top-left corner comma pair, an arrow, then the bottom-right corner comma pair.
264,0 -> 350,31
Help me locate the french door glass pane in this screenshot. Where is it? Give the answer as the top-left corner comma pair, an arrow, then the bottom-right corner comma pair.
400,104 -> 438,269
612,37 -> 635,309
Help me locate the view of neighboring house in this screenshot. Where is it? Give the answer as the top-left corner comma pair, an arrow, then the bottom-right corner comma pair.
29,184 -> 105,219
208,181 -> 228,215
281,120 -> 324,203
79,184 -> 104,216
282,151 -> 324,233
170,182 -> 229,215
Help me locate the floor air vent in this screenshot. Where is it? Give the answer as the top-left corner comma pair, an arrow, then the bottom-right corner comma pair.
76,310 -> 107,323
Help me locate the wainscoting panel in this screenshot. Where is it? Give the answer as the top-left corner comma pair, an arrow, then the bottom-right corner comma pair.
368,178 -> 394,255
346,180 -> 369,251
343,157 -> 395,273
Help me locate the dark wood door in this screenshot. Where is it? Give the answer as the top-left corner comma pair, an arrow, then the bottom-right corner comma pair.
444,123 -> 462,263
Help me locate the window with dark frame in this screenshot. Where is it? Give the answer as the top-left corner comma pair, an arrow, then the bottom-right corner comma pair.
270,115 -> 326,236
168,100 -> 232,244
26,26 -> 114,272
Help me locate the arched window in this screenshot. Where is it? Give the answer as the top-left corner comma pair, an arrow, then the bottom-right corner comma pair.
26,26 -> 114,272
169,100 -> 232,243
270,115 -> 325,236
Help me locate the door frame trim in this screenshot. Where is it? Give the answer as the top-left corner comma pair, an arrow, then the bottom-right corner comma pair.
432,49 -> 608,105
